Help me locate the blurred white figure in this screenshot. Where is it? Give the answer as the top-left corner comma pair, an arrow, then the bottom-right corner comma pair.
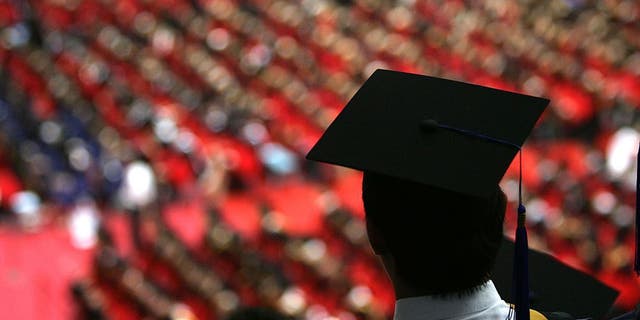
606,127 -> 639,190
258,142 -> 299,175
119,161 -> 157,209
11,190 -> 42,229
68,200 -> 100,249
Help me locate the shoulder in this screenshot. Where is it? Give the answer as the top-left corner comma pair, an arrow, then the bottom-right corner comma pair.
507,304 -> 576,320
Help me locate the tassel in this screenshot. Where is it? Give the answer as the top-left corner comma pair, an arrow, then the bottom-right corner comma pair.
514,205 -> 530,320
635,144 -> 639,276
513,151 -> 530,320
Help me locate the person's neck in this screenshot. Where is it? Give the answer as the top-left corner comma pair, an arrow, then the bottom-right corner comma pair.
393,278 -> 490,299
395,282 -> 492,300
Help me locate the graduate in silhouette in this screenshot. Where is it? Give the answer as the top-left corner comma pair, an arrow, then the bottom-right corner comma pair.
307,69 -> 618,320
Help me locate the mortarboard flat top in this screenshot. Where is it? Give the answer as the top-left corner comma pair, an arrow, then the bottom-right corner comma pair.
306,69 -> 549,197
492,238 -> 619,319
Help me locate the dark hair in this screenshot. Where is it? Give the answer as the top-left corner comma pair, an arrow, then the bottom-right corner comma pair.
225,307 -> 294,320
362,171 -> 506,295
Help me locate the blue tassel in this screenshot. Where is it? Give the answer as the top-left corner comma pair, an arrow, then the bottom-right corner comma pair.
513,151 -> 530,320
514,209 -> 530,320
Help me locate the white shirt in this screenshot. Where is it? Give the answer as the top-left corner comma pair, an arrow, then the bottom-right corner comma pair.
393,281 -> 514,320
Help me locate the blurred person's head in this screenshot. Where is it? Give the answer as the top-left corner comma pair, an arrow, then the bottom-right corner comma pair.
362,171 -> 507,298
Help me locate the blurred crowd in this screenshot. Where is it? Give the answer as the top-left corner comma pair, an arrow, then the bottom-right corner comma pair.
0,0 -> 639,319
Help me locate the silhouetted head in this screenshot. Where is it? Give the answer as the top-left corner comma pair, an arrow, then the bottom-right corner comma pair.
362,171 -> 507,297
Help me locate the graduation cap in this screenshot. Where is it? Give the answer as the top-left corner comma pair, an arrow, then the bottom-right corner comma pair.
307,69 -> 547,197
306,69 -> 549,319
492,238 -> 619,319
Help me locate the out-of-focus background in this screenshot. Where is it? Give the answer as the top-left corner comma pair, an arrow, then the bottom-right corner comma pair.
0,0 -> 639,319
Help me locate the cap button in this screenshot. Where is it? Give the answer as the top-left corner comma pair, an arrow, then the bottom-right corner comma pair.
419,119 -> 439,132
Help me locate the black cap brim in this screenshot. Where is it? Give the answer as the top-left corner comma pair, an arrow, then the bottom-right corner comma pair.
306,69 -> 549,197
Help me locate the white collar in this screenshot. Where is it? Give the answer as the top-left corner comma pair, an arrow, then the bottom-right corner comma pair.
393,280 -> 506,320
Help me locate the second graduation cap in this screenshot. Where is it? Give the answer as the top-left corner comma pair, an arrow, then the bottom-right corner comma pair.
493,238 -> 619,319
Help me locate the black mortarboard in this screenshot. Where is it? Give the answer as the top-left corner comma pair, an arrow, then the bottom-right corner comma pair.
306,69 -> 548,198
492,238 -> 619,319
306,69 -> 550,319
